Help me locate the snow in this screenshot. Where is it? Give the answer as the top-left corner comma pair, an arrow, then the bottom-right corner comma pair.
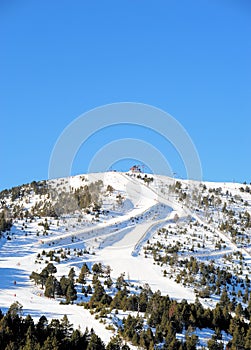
0,171 -> 250,347
177,328 -> 232,349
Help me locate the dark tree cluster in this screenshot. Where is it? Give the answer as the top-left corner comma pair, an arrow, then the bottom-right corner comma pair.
0,302 -> 108,350
30,264 -> 77,304
0,177 -> 105,219
116,290 -> 251,350
46,181 -> 103,217
85,273 -> 251,350
0,211 -> 12,233
0,181 -> 48,203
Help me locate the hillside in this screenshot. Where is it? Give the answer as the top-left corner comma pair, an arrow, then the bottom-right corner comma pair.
0,171 -> 251,349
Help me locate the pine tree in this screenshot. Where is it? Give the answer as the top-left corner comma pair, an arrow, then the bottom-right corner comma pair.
207,337 -> 224,350
185,333 -> 198,350
21,326 -> 38,350
0,211 -> 12,232
7,301 -> 23,319
219,287 -> 230,306
235,302 -> 243,318
70,329 -> 87,349
86,332 -> 105,350
41,336 -> 59,350
46,263 -> 57,275
66,281 -> 77,304
30,271 -> 41,286
6,342 -> 18,350
106,335 -> 122,350
212,304 -> 225,330
44,218 -> 50,231
116,273 -> 127,290
36,316 -> 48,344
104,276 -> 113,289
165,322 -> 177,349
92,263 -> 103,275
23,314 -> 35,334
60,275 -> 70,296
232,325 -> 245,350
245,325 -> 251,349
61,315 -> 73,338
44,275 -> 56,298
78,263 -> 89,285
54,278 -> 63,297
90,279 -> 106,304
39,268 -> 49,288
86,284 -> 92,294
68,267 -> 76,282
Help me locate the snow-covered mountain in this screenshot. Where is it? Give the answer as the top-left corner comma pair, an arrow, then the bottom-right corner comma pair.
0,171 -> 251,349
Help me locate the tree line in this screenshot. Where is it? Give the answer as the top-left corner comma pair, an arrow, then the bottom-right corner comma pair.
0,302 -> 131,350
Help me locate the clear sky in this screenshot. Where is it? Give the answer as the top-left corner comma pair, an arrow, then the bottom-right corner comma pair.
1,0 -> 251,190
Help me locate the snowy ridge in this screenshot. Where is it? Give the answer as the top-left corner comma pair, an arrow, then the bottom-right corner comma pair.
0,171 -> 251,348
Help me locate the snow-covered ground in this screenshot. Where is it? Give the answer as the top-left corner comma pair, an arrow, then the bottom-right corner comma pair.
0,171 -> 250,347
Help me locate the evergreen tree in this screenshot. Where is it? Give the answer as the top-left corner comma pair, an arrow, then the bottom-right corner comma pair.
23,314 -> 35,335
59,275 -> 70,296
78,263 -> 89,285
36,316 -> 48,344
212,304 -> 226,330
106,335 -> 122,350
245,325 -> 251,349
219,287 -> 230,306
116,273 -> 127,290
92,263 -> 103,275
86,331 -> 105,350
6,342 -> 18,350
207,338 -> 224,350
41,335 -> 59,350
46,263 -> 57,275
70,328 -> 88,350
39,268 -> 49,288
66,281 -> 77,304
235,302 -> 243,318
104,276 -> 113,289
164,321 -> 177,349
0,211 -> 12,232
7,301 -> 23,319
44,275 -> 56,298
232,325 -> 245,350
185,333 -> 198,350
30,271 -> 41,286
61,314 -> 73,338
68,267 -> 76,282
0,305 -> 107,350
90,279 -> 106,305
54,278 -> 63,297
86,285 -> 93,295
21,326 -> 38,350
49,319 -> 64,340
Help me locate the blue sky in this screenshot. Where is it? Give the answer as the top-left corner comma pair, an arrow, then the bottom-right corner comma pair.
1,0 -> 251,190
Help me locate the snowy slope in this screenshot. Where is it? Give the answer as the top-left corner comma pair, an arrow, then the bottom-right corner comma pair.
0,171 -> 251,346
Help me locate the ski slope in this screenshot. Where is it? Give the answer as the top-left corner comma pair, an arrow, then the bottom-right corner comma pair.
0,171 -> 250,345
